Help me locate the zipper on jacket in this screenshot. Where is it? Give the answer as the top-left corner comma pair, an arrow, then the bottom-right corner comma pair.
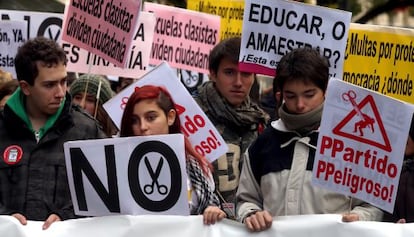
34,131 -> 40,143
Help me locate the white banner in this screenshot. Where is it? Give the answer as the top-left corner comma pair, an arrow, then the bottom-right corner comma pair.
0,214 -> 413,237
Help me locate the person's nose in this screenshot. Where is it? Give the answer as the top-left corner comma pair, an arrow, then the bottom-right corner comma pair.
234,73 -> 243,87
140,120 -> 149,132
78,94 -> 87,109
79,98 -> 86,109
56,84 -> 66,98
296,97 -> 306,111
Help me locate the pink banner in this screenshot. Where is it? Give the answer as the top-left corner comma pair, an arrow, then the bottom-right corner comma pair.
62,0 -> 142,67
239,62 -> 275,77
144,3 -> 220,74
65,12 -> 155,79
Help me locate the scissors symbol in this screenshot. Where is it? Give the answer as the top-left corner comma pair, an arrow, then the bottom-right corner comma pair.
144,157 -> 168,195
342,90 -> 357,105
341,90 -> 375,136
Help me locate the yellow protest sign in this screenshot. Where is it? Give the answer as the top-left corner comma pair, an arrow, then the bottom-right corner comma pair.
344,23 -> 414,103
187,0 -> 244,40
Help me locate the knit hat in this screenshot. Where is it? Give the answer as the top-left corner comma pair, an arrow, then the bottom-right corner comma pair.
69,74 -> 114,104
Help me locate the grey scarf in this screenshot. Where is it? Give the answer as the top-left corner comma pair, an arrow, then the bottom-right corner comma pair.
278,102 -> 324,135
198,81 -> 269,128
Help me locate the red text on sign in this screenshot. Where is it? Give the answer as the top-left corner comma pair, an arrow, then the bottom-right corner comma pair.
319,136 -> 397,178
316,160 -> 394,202
181,114 -> 206,137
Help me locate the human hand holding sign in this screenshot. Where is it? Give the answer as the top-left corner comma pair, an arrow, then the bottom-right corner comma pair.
42,214 -> 61,230
342,213 -> 359,222
243,210 -> 273,232
203,206 -> 226,225
12,213 -> 61,230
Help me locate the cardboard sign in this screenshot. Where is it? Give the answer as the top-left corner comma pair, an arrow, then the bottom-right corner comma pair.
0,20 -> 27,78
312,78 -> 414,213
0,9 -> 153,78
62,0 -> 142,67
64,134 -> 189,216
103,62 -> 228,162
344,23 -> 414,104
239,0 -> 351,77
187,0 -> 244,40
144,2 -> 220,74
65,11 -> 155,78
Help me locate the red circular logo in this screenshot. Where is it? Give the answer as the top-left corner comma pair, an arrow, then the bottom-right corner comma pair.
3,145 -> 23,165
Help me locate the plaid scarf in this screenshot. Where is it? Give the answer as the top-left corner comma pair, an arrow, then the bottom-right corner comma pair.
198,81 -> 269,129
186,156 -> 220,215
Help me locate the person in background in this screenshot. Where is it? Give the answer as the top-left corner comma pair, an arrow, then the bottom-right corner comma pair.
69,74 -> 118,137
0,79 -> 19,110
0,36 -> 106,230
65,72 -> 78,90
120,85 -> 226,225
115,76 -> 136,93
260,83 -> 281,121
383,116 -> 414,223
236,47 -> 383,232
0,68 -> 13,86
195,37 -> 269,218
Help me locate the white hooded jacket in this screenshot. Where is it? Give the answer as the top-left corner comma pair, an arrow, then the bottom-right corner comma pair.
236,119 -> 383,222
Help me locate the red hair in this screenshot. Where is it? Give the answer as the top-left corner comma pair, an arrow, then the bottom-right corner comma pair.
120,85 -> 212,175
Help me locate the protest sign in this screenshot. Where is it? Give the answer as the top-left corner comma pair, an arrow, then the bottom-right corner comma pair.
239,0 -> 351,77
0,10 -> 62,40
343,23 -> 414,104
65,11 -> 155,78
312,78 -> 414,213
0,9 -> 153,78
62,0 -> 142,67
103,62 -> 228,162
143,2 -> 220,74
64,134 -> 188,216
0,21 -> 27,78
187,0 -> 244,40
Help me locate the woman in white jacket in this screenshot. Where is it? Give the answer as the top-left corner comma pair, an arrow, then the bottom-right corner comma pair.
236,48 -> 383,232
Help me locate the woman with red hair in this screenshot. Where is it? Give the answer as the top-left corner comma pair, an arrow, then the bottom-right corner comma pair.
120,85 -> 226,224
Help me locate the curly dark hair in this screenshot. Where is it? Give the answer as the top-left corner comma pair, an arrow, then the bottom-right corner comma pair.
14,36 -> 67,85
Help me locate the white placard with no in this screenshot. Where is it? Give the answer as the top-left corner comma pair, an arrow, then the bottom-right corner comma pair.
64,134 -> 189,216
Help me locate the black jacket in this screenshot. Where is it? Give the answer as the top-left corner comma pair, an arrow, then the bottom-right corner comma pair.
0,93 -> 106,220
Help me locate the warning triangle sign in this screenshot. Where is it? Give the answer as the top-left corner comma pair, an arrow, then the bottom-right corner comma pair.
333,93 -> 392,152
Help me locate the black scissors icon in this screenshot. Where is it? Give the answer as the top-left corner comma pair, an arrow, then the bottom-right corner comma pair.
144,157 -> 168,195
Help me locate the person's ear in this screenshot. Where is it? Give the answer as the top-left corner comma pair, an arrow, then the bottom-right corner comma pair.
19,81 -> 31,96
209,70 -> 217,82
167,109 -> 176,126
275,91 -> 281,103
